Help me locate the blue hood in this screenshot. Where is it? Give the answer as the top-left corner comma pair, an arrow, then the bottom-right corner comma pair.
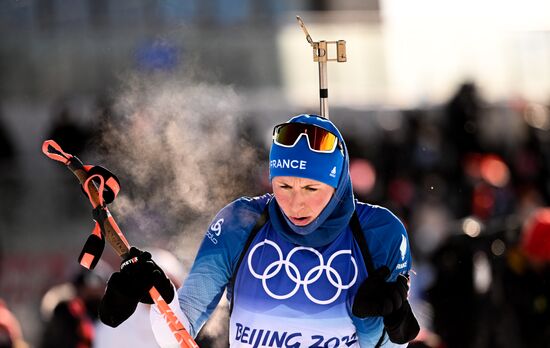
268,114 -> 355,247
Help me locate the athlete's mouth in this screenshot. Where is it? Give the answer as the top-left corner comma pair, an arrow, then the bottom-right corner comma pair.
289,216 -> 311,226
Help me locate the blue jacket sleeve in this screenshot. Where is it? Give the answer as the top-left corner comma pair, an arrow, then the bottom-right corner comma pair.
177,194 -> 270,337
354,203 -> 412,280
352,203 -> 413,347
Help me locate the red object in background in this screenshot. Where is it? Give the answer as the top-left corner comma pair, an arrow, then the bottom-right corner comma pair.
349,158 -> 376,196
388,177 -> 415,207
0,298 -> 27,347
472,183 -> 495,220
480,154 -> 510,188
467,153 -> 511,220
521,207 -> 550,262
463,153 -> 484,180
464,153 -> 510,188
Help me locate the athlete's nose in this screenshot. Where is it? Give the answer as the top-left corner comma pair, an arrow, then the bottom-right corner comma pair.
288,190 -> 306,215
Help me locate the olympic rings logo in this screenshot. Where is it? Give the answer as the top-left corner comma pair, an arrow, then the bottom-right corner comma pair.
247,239 -> 358,305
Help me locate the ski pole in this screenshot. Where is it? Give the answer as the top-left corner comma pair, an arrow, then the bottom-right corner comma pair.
42,139 -> 199,348
296,15 -> 347,119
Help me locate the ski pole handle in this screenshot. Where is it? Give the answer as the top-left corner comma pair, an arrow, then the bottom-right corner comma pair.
42,140 -> 199,348
42,140 -> 130,256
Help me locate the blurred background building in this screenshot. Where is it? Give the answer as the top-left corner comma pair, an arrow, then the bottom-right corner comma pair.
1,0 -> 550,347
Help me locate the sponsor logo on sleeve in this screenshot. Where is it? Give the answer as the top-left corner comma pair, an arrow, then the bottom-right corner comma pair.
400,235 -> 407,260
206,218 -> 224,244
396,234 -> 408,270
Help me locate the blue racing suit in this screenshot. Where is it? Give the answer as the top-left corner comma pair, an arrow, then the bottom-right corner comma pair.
151,194 -> 412,347
151,115 -> 412,347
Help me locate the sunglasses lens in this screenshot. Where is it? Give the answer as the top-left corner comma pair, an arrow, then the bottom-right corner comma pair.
309,126 -> 338,152
274,123 -> 305,146
274,123 -> 338,152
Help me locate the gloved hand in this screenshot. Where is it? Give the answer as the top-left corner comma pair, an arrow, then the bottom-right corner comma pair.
352,266 -> 408,318
383,300 -> 420,343
99,247 -> 175,327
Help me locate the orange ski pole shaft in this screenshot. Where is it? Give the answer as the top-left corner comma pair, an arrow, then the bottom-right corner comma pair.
42,140 -> 198,348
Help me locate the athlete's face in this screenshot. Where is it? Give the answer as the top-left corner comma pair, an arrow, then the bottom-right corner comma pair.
272,176 -> 335,226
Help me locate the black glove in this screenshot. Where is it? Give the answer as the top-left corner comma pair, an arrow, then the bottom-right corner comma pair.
352,266 -> 408,318
383,300 -> 420,343
99,247 -> 175,327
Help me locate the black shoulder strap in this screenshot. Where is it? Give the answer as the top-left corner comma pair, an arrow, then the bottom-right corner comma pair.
228,205 -> 269,314
350,210 -> 376,275
350,210 -> 387,348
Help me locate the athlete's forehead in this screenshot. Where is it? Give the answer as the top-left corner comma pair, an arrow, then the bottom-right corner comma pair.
272,176 -> 330,187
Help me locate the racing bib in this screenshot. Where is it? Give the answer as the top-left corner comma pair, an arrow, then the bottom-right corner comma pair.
231,224 -> 367,348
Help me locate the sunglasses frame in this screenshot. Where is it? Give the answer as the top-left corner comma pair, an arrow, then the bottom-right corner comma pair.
272,123 -> 342,154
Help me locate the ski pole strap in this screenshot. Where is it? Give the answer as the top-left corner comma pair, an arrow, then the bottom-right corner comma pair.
78,165 -> 122,270
42,140 -> 73,165
42,140 -> 121,205
81,167 -> 121,207
83,174 -> 106,208
86,166 -> 120,204
78,222 -> 105,270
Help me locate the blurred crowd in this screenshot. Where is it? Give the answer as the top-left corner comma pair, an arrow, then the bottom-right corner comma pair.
0,81 -> 549,347
342,83 -> 550,348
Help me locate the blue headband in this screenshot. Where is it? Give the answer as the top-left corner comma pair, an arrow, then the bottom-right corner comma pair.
269,117 -> 344,188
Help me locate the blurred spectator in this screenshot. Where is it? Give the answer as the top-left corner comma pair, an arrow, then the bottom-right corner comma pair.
87,93 -> 118,161
513,124 -> 550,205
490,207 -> 550,348
467,153 -> 515,221
0,102 -> 15,163
39,262 -> 112,348
445,82 -> 483,156
0,299 -> 28,348
0,101 -> 20,225
444,82 -> 485,218
427,233 -> 484,348
45,100 -> 92,156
